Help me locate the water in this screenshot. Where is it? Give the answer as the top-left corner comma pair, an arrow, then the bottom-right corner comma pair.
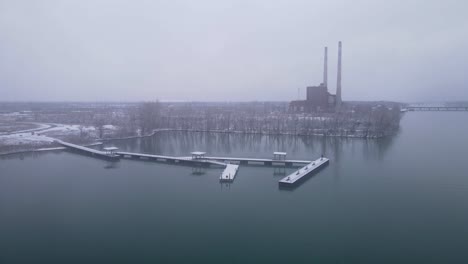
1,112 -> 468,263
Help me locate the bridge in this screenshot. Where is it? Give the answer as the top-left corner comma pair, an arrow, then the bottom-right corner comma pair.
405,104 -> 468,112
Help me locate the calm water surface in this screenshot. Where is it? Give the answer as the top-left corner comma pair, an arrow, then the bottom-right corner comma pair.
1,112 -> 468,263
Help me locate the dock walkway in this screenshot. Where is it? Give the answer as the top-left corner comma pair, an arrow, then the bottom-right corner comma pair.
57,141 -> 328,186
279,157 -> 329,186
117,151 -> 226,167
118,151 -> 189,161
203,156 -> 311,166
220,164 -> 239,182
57,140 -> 119,160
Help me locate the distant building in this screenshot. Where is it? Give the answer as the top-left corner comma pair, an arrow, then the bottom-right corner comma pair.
290,42 -> 342,113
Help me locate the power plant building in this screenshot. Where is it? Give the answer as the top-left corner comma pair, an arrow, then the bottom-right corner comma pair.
290,42 -> 342,112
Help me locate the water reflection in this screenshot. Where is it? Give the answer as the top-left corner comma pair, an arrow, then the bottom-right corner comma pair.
273,167 -> 286,176
0,132 -> 395,169
104,161 -> 119,169
0,149 -> 61,161
109,131 -> 394,163
191,166 -> 205,175
220,181 -> 232,191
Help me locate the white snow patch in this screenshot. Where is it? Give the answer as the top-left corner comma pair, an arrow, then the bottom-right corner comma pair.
38,124 -> 95,135
13,123 -> 51,133
0,133 -> 55,145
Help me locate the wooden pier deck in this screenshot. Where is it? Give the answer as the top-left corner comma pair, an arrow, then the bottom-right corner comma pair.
279,157 -> 329,186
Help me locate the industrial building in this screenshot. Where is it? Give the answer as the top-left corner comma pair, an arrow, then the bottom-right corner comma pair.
290,41 -> 343,112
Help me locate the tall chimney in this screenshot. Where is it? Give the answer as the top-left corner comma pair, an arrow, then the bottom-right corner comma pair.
323,47 -> 328,87
336,41 -> 342,108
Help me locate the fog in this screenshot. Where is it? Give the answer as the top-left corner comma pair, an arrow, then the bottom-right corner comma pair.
1,0 -> 467,102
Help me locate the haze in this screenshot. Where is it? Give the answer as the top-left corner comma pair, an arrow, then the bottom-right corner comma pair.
1,0 -> 467,102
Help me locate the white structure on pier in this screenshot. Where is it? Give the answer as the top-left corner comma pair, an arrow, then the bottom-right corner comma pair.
273,152 -> 287,161
220,164 -> 239,182
191,151 -> 206,160
103,147 -> 118,155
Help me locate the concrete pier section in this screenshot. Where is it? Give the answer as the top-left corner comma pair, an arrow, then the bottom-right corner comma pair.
279,157 -> 329,187
203,156 -> 310,166
56,140 -> 119,160
220,164 -> 239,182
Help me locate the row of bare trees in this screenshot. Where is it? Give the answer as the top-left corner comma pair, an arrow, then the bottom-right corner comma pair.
125,102 -> 401,138
25,101 -> 401,139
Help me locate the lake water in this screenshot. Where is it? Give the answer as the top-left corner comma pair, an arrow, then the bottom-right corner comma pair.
1,112 -> 468,263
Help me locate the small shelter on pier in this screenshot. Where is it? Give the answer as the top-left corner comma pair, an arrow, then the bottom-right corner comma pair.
103,147 -> 119,155
273,152 -> 287,161
191,151 -> 206,160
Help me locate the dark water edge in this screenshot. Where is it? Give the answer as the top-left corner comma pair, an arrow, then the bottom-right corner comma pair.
1,112 -> 468,263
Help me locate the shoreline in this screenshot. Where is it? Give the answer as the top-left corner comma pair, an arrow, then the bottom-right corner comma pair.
0,128 -> 393,157
101,128 -> 391,141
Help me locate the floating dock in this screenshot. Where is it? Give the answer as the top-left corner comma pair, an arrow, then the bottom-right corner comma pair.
279,157 -> 329,186
55,142 -> 328,186
220,164 -> 239,182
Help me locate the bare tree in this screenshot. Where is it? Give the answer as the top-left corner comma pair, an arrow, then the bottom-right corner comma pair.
138,101 -> 161,135
94,117 -> 105,139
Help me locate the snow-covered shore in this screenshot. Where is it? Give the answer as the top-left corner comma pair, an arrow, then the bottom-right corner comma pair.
0,122 -> 115,155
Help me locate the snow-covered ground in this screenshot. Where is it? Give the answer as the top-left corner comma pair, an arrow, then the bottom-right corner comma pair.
37,124 -> 95,136
0,132 -> 55,145
12,123 -> 52,134
0,122 -> 56,146
0,122 -> 117,151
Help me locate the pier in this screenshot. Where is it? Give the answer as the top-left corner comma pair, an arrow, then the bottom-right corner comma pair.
56,140 -> 119,160
220,164 -> 239,182
202,156 -> 311,166
117,151 -> 226,167
57,140 -> 328,186
118,151 -> 310,167
279,157 -> 329,187
58,141 -> 310,168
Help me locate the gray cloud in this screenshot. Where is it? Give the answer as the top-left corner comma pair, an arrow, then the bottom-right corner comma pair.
1,0 -> 467,102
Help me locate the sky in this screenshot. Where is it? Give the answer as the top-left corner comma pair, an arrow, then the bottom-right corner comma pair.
0,0 -> 467,102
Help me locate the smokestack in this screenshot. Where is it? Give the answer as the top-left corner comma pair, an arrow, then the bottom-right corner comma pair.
323,47 -> 328,87
336,41 -> 342,108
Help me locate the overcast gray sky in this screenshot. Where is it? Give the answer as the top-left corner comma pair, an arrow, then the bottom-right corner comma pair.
1,0 -> 467,102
